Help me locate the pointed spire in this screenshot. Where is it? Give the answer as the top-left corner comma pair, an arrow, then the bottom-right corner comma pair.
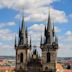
47,10 -> 51,32
19,25 -> 21,38
52,23 -> 55,37
44,25 -> 47,37
25,26 -> 28,45
21,16 -> 24,30
55,35 -> 58,44
30,36 -> 32,48
25,26 -> 28,38
40,35 -> 42,46
20,16 -> 25,35
18,15 -> 27,46
33,49 -> 37,55
15,35 -> 17,47
46,9 -> 52,44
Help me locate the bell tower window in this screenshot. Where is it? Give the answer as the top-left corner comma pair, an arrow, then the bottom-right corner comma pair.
20,53 -> 23,63
47,52 -> 50,63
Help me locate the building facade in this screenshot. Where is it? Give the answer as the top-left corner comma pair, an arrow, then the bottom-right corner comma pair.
15,12 -> 58,72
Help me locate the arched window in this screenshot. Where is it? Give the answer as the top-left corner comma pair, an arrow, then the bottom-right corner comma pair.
45,66 -> 48,71
20,53 -> 23,63
47,52 -> 50,63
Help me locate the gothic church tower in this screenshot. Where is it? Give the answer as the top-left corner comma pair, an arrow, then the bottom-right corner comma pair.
40,12 -> 58,72
15,16 -> 31,72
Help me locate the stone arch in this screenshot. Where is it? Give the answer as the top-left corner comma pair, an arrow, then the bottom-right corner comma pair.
20,53 -> 23,63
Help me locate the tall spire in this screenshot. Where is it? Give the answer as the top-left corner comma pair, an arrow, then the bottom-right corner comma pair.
46,10 -> 52,44
44,25 -> 47,37
52,23 -> 55,37
18,15 -> 27,46
25,26 -> 28,45
30,36 -> 32,48
15,35 -> 17,47
40,35 -> 42,46
55,35 -> 58,44
19,25 -> 21,38
47,11 -> 51,32
21,16 -> 25,32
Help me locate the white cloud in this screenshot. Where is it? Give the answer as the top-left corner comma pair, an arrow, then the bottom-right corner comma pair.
65,31 -> 72,36
28,24 -> 44,45
58,43 -> 72,57
59,31 -> 72,42
0,0 -> 68,23
0,29 -> 15,41
57,31 -> 72,57
55,26 -> 61,32
25,7 -> 68,23
0,43 -> 13,49
0,22 -> 16,28
0,0 -> 57,9
0,43 -> 15,56
15,7 -> 68,23
28,24 -> 45,31
7,22 -> 16,26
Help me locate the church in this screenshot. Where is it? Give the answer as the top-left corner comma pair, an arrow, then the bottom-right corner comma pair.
14,11 -> 59,72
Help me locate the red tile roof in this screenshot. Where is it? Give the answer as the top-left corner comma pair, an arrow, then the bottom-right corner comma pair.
64,69 -> 72,72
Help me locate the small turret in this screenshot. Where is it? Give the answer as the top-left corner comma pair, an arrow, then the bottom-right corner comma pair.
19,25 -> 21,38
40,35 -> 42,46
30,36 -> 32,50
55,35 -> 58,44
15,35 -> 17,48
44,25 -> 47,37
25,26 -> 28,45
52,23 -> 55,37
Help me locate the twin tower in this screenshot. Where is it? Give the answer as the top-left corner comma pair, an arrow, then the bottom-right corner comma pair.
15,12 -> 59,72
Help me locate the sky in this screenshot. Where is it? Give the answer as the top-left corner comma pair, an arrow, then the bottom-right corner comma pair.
0,0 -> 72,57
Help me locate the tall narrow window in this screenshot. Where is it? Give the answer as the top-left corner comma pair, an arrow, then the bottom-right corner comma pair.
45,66 -> 48,71
47,52 -> 50,63
20,53 -> 23,63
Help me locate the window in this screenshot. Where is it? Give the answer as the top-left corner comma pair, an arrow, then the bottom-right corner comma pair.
45,66 -> 48,71
47,52 -> 50,63
20,53 -> 23,63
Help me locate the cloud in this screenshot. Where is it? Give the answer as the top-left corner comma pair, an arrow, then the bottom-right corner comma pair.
15,7 -> 68,23
68,13 -> 72,18
55,26 -> 61,32
0,43 -> 13,49
57,30 -> 72,57
26,7 -> 68,23
0,43 -> 15,56
59,31 -> 72,42
28,24 -> 45,31
0,22 -> 16,28
0,0 -> 58,9
28,24 -> 44,45
0,0 -> 68,23
7,22 -> 16,26
0,29 -> 15,41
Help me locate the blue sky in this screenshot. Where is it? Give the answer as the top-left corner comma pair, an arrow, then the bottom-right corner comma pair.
0,0 -> 72,57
